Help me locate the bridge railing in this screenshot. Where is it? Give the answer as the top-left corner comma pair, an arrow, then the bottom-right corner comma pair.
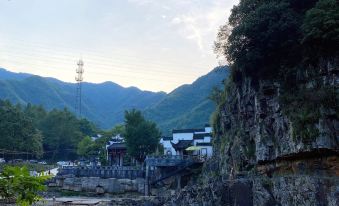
145,155 -> 205,167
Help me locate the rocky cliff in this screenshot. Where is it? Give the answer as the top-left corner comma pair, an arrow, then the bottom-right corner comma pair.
164,59 -> 338,206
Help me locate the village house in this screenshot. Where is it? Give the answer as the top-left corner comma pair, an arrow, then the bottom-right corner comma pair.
160,124 -> 213,157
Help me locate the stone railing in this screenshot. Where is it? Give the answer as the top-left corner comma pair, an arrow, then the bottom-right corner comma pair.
58,166 -> 144,180
145,155 -> 204,167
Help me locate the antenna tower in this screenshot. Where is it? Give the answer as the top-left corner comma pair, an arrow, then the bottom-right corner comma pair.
75,59 -> 84,117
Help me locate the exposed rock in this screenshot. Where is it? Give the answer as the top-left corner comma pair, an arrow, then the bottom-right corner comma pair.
165,60 -> 339,205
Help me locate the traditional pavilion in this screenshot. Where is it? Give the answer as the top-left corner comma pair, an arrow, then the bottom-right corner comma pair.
106,135 -> 127,166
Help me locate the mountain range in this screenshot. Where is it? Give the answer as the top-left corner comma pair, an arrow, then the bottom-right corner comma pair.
0,67 -> 228,134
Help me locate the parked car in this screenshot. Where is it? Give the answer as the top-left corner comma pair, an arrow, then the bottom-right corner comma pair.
38,161 -> 47,165
0,158 -> 5,163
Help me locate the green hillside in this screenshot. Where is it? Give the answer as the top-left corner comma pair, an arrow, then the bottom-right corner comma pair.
0,67 -> 228,132
0,73 -> 165,128
144,66 -> 229,135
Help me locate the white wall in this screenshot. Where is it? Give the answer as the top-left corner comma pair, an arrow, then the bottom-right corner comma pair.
160,139 -> 176,155
205,127 -> 212,133
192,146 -> 212,157
172,133 -> 194,143
160,127 -> 213,156
204,136 -> 211,142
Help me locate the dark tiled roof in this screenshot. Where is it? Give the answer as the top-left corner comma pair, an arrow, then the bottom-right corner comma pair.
193,133 -> 211,139
107,143 -> 126,150
196,142 -> 212,146
162,136 -> 173,141
204,124 -> 211,127
172,128 -> 205,134
171,140 -> 193,150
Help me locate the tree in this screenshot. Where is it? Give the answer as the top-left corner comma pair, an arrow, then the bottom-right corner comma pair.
124,109 -> 161,162
0,166 -> 48,206
39,108 -> 83,161
79,118 -> 98,137
302,0 -> 339,61
103,124 -> 125,137
0,100 -> 43,159
77,136 -> 94,158
215,0 -> 320,81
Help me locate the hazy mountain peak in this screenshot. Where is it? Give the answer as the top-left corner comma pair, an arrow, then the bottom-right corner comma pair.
0,68 -> 32,80
0,67 -> 229,132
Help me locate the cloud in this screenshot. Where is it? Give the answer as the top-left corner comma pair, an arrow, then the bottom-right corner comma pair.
167,0 -> 237,53
128,0 -> 238,54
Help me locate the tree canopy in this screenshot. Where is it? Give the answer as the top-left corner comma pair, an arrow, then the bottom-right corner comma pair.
124,109 -> 161,162
215,0 -> 338,82
0,100 -> 43,158
0,100 -> 98,161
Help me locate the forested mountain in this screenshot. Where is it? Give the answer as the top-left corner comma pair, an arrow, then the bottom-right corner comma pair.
0,70 -> 165,128
144,66 -> 228,134
0,67 -> 229,132
0,68 -> 32,80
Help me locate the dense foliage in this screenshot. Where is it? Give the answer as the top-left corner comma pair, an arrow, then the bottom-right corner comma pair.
0,166 -> 48,206
216,0 -> 338,82
215,0 -> 338,141
124,109 -> 161,162
0,101 -> 43,158
0,100 -> 97,161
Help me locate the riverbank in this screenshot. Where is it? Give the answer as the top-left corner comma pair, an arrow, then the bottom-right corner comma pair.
34,195 -> 161,206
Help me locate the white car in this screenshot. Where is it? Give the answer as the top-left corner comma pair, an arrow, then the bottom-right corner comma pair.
0,158 -> 5,163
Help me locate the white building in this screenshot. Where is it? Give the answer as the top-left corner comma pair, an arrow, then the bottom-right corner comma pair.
160,124 -> 213,158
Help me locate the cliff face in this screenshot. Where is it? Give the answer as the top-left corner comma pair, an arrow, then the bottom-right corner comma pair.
216,59 -> 338,171
165,60 -> 338,206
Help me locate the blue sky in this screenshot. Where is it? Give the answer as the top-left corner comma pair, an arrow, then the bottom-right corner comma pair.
0,0 -> 238,92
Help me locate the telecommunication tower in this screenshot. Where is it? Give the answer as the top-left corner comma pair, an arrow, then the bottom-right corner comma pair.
75,59 -> 84,117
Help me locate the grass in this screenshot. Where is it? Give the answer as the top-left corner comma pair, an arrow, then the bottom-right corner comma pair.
0,162 -> 56,173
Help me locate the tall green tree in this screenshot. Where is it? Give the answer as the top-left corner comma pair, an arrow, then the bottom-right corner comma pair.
77,136 -> 94,158
39,108 -> 83,161
0,100 -> 43,158
215,0 -> 321,81
302,0 -> 339,61
124,109 -> 161,162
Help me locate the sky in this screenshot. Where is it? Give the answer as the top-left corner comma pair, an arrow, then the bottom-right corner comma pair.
0,0 -> 238,92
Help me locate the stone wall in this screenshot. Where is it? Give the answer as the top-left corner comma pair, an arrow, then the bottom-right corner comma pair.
57,176 -> 145,194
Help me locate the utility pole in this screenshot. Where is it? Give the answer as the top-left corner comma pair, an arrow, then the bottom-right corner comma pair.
75,59 -> 84,118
